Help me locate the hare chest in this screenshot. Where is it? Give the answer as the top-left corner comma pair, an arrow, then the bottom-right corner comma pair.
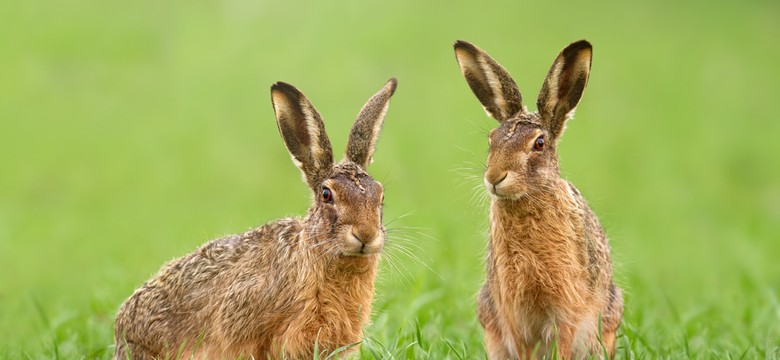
487,207 -> 593,353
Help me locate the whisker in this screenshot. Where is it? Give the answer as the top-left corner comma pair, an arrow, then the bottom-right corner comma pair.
386,242 -> 444,281
380,251 -> 414,289
384,210 -> 417,227
385,239 -> 426,253
386,227 -> 438,243
452,145 -> 487,168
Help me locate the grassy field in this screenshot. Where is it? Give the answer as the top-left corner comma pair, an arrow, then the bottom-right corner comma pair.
1,0 -> 779,358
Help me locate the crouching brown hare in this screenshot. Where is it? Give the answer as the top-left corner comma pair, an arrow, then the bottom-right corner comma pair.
114,78 -> 398,359
454,40 -> 623,359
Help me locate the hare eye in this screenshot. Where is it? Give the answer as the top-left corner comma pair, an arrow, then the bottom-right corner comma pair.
533,136 -> 545,151
322,187 -> 334,203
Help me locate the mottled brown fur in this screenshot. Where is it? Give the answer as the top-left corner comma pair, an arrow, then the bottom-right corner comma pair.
114,79 -> 398,359
454,40 -> 623,359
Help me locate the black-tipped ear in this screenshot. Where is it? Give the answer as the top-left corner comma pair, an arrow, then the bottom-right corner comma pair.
271,82 -> 334,189
345,78 -> 397,169
537,40 -> 592,141
454,40 -> 524,122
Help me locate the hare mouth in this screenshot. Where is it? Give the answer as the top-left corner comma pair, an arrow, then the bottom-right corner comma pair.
488,186 -> 526,201
341,234 -> 383,257
342,247 -> 382,257
485,177 -> 527,200
487,184 -> 516,199
485,173 -> 525,200
342,251 -> 378,257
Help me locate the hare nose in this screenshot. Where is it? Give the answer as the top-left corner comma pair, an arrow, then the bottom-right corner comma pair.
351,228 -> 379,245
485,171 -> 508,187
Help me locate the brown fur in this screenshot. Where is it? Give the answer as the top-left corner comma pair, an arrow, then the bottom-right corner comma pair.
454,40 -> 623,359
114,79 -> 398,359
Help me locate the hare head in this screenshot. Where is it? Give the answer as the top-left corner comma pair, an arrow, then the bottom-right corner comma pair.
454,40 -> 592,200
271,79 -> 396,257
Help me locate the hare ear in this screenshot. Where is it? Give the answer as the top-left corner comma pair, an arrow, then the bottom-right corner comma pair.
536,40 -> 592,141
345,78 -> 397,169
454,40 -> 524,122
271,82 -> 334,189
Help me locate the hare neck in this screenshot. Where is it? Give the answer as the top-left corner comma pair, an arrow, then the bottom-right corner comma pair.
299,250 -> 379,350
294,228 -> 379,341
488,180 -> 575,252
324,255 -> 379,319
323,253 -> 379,311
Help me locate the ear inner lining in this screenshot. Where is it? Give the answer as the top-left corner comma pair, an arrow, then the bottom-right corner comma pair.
271,82 -> 334,189
454,40 -> 524,122
345,78 -> 397,169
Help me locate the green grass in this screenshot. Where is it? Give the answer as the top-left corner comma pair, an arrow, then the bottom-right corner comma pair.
1,0 -> 779,358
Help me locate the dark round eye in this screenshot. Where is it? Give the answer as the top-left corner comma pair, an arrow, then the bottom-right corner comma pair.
533,136 -> 545,151
322,187 -> 333,203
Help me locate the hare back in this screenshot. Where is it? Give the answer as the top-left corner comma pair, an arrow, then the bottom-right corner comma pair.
566,181 -> 615,291
114,218 -> 308,357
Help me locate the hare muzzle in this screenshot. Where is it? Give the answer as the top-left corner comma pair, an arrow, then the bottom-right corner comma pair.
344,225 -> 384,256
484,170 -> 508,195
484,170 -> 528,200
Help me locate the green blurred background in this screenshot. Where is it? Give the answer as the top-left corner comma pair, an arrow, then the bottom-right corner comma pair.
1,0 -> 779,357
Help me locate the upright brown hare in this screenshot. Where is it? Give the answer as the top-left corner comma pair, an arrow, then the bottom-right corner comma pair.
454,40 -> 623,359
114,79 -> 398,359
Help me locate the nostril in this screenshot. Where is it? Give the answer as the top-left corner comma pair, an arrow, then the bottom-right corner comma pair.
487,172 -> 509,186
496,172 -> 508,184
351,231 -> 365,244
352,230 -> 379,245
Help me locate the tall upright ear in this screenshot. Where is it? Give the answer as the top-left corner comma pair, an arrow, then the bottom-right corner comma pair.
536,40 -> 592,141
345,78 -> 397,169
271,82 -> 334,189
454,40 -> 524,122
